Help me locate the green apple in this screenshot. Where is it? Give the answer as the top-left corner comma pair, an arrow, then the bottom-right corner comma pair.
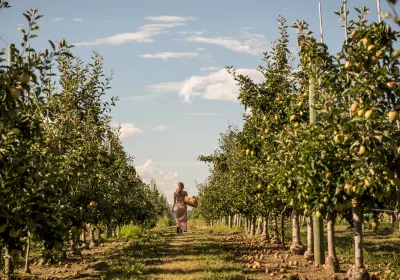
9,228 -> 20,238
0,224 -> 7,233
335,203 -> 344,212
19,72 -> 30,84
11,88 -> 21,99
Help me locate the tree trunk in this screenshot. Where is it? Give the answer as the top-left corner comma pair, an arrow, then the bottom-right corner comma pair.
81,227 -> 86,245
107,225 -> 112,238
249,216 -> 254,236
4,247 -> 12,280
281,212 -> 286,250
347,200 -> 369,280
228,215 -> 232,228
290,210 -> 306,254
272,215 -> 281,244
70,231 -> 76,248
24,232 -> 31,273
251,216 -> 256,236
397,186 -> 400,233
256,217 -> 261,235
97,227 -> 102,242
304,214 -> 314,260
90,227 -> 97,247
325,212 -> 340,273
262,217 -> 269,240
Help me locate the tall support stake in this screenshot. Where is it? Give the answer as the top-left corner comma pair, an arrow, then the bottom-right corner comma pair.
4,31 -> 13,268
343,0 -> 352,118
309,78 -> 325,265
108,131 -> 112,156
309,79 -> 316,124
7,44 -> 14,67
377,0 -> 382,23
344,0 -> 349,44
319,2 -> 324,43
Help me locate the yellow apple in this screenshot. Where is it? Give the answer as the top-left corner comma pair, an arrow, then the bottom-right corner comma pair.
364,109 -> 373,119
350,102 -> 359,112
388,111 -> 398,122
359,146 -> 366,155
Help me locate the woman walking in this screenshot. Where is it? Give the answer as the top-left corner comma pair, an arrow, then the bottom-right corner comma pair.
172,182 -> 188,235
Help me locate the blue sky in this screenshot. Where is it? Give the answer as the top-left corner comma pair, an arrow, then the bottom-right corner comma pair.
1,0 -> 397,203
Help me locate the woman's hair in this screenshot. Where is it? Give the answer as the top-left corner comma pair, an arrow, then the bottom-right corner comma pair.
175,182 -> 184,195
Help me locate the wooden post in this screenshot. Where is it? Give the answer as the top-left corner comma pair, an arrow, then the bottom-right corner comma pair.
377,0 -> 382,23
319,2 -> 324,43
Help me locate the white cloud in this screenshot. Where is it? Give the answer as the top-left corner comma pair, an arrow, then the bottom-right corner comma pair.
153,125 -> 168,131
148,68 -> 264,103
136,159 -> 179,186
140,52 -> 198,60
112,122 -> 143,138
145,16 -> 194,22
196,47 -> 207,51
128,94 -> 160,101
52,17 -> 65,22
72,18 -> 83,22
180,30 -> 204,36
74,23 -> 184,46
181,113 -> 222,116
200,66 -> 219,72
182,29 -> 269,55
149,82 -> 182,93
136,160 -> 200,203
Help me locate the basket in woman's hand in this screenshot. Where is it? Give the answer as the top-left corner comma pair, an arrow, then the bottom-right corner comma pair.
183,195 -> 198,208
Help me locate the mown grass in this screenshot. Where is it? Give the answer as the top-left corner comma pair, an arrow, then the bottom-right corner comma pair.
102,218 -> 399,279
103,220 -> 245,280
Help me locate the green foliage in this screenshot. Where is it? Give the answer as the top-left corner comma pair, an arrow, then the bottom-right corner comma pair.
209,223 -> 244,235
157,213 -> 174,229
119,225 -> 145,239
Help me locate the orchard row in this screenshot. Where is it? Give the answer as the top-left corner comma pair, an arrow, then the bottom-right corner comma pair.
195,4 -> 399,280
0,3 -> 171,277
